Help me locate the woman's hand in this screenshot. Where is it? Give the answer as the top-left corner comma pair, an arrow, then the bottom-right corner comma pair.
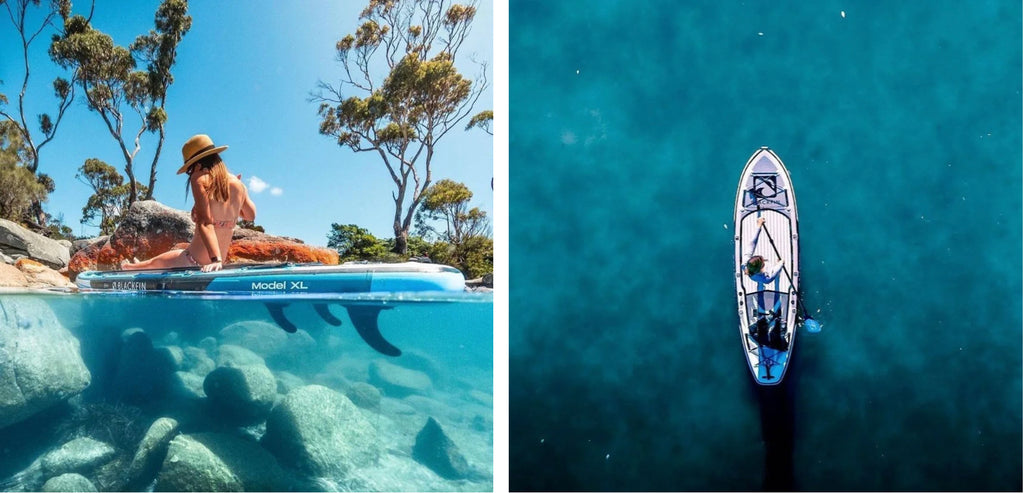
756,217 -> 765,228
202,261 -> 223,273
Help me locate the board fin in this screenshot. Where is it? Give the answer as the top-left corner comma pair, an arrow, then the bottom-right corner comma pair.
346,305 -> 401,357
313,303 -> 343,326
265,303 -> 297,333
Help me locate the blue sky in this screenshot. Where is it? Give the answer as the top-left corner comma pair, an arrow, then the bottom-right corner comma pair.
0,1 -> 494,246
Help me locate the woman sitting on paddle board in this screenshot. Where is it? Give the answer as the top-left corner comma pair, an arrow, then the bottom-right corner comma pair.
122,134 -> 256,273
742,217 -> 785,283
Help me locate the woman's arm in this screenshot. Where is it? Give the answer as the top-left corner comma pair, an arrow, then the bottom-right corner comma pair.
190,174 -> 223,272
240,183 -> 256,221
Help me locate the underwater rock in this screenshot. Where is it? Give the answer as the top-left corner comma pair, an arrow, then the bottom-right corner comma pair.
111,330 -> 174,405
215,344 -> 265,367
199,337 -> 218,354
155,346 -> 185,371
0,261 -> 29,287
0,218 -> 70,269
468,389 -> 493,406
262,385 -> 381,477
400,350 -> 447,383
274,371 -> 305,395
40,437 -> 116,476
0,297 -> 91,430
41,473 -> 97,492
219,320 -> 289,356
155,432 -> 291,492
169,371 -> 206,400
14,258 -> 73,288
369,359 -> 433,397
412,417 -> 471,480
125,417 -> 179,490
219,320 -> 316,366
346,382 -> 382,410
182,347 -> 215,377
203,365 -> 277,423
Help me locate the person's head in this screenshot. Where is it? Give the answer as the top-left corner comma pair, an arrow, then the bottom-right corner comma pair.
745,255 -> 764,277
179,134 -> 230,201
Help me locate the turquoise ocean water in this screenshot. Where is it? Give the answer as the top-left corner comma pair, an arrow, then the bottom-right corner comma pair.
0,290 -> 492,491
510,1 -> 1021,491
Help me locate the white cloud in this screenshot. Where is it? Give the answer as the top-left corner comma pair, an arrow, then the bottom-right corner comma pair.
247,176 -> 269,193
270,187 -> 283,196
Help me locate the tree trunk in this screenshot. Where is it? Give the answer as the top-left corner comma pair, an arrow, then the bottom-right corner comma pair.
145,126 -> 165,199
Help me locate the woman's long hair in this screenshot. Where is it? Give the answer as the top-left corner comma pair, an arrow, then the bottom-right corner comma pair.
185,153 -> 230,202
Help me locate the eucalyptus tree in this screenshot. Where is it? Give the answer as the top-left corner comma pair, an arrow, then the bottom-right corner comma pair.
49,0 -> 190,206
77,157 -> 146,235
0,0 -> 76,174
314,0 -> 491,254
414,178 -> 489,245
0,0 -> 77,225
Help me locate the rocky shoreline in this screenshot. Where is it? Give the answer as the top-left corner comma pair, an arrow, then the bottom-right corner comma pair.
0,200 -> 494,291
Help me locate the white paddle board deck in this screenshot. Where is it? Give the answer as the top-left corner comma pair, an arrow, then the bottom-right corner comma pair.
734,147 -> 799,385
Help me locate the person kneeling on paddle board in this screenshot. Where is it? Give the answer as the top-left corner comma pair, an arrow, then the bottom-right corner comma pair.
742,217 -> 785,283
122,134 -> 256,273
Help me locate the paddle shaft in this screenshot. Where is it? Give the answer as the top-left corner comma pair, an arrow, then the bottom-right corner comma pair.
758,222 -> 814,322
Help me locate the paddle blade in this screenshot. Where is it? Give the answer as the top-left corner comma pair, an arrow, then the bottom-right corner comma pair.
804,318 -> 822,333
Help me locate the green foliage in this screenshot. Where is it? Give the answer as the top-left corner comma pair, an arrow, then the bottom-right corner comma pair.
425,236 -> 492,279
40,212 -> 74,240
0,121 -> 49,222
0,161 -> 48,223
314,0 -> 490,254
466,109 -> 492,134
237,220 -> 265,233
77,158 -> 146,235
415,179 -> 489,243
327,223 -> 393,262
414,179 -> 492,277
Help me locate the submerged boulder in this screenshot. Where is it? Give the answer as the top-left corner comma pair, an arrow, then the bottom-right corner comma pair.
0,297 -> 91,430
125,417 -> 179,490
203,365 -> 277,423
41,473 -> 97,492
261,385 -> 381,477
155,433 -> 291,492
40,437 -> 116,476
369,359 -> 433,397
412,417 -> 471,480
110,330 -> 175,405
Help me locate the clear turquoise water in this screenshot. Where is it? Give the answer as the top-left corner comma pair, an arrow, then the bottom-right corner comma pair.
0,290 -> 492,491
509,1 -> 1021,491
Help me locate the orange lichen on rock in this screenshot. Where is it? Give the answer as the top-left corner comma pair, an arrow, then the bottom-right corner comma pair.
228,239 -> 339,265
15,257 -> 73,288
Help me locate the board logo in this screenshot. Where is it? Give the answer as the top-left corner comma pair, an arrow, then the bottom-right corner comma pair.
110,281 -> 146,290
251,280 -> 309,291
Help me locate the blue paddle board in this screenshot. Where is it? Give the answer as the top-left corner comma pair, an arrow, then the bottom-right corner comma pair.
75,261 -> 466,294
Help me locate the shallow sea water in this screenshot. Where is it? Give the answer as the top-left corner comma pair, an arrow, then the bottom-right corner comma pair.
0,289 -> 492,492
510,1 -> 1021,491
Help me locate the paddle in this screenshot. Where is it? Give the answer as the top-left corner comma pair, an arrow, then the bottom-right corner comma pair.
758,221 -> 822,333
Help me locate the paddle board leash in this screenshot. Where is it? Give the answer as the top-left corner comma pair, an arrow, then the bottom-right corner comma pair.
758,222 -> 822,333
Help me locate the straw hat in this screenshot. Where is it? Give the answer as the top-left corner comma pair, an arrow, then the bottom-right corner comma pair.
178,134 -> 228,174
